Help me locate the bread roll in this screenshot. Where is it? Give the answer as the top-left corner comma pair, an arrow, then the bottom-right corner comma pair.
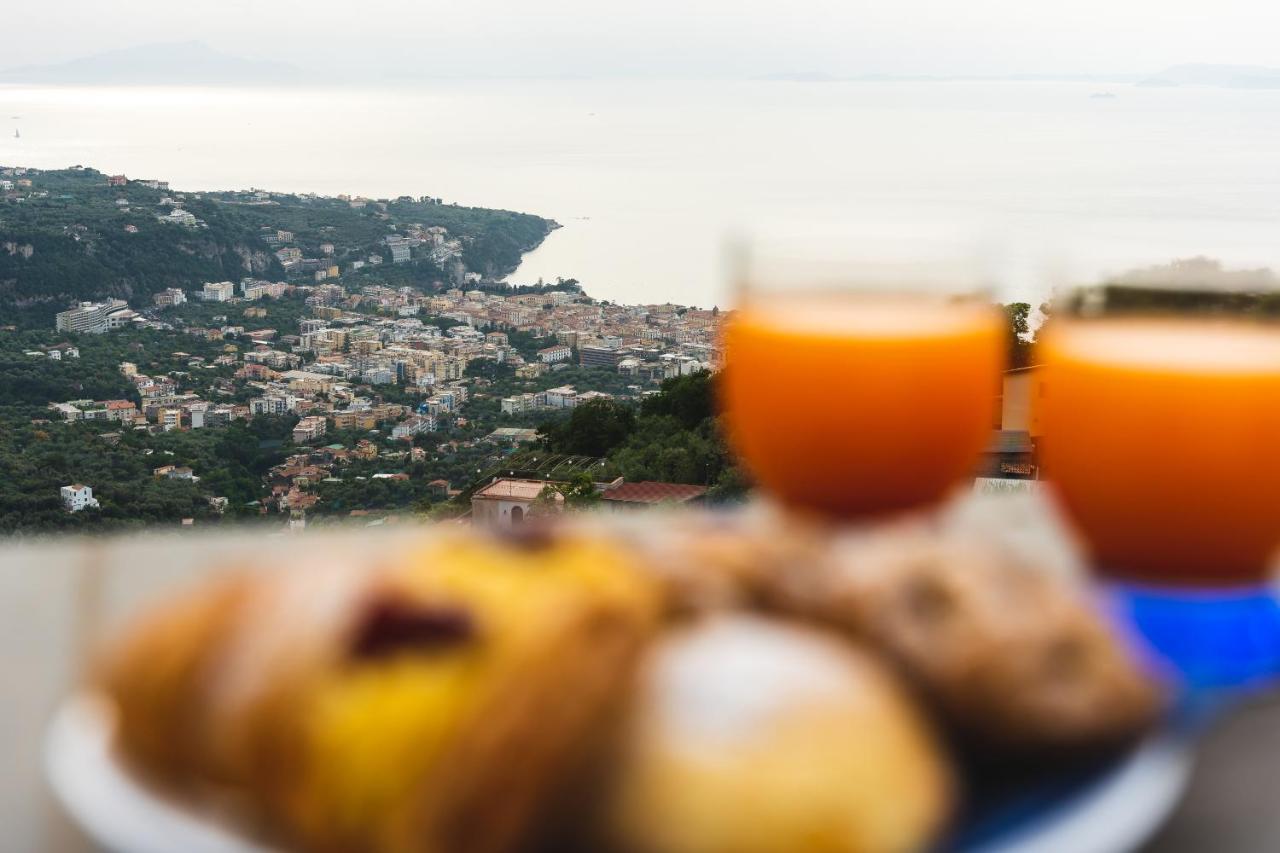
605,615 -> 952,853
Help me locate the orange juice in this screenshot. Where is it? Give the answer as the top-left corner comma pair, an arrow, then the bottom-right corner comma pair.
722,295 -> 1004,518
1038,318 -> 1280,584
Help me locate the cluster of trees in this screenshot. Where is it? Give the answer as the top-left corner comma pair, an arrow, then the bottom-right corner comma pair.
0,415 -> 293,535
312,461 -> 440,518
163,292 -> 312,333
537,371 -> 749,503
0,326 -> 235,420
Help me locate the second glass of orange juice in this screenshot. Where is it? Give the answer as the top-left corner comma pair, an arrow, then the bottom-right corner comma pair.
723,288 -> 1004,519
1039,299 -> 1280,585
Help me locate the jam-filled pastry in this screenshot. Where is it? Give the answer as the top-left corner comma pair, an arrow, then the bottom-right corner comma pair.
98,530 -> 661,853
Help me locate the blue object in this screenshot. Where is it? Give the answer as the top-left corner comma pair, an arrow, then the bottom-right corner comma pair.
946,582 -> 1269,851
1107,582 -> 1280,699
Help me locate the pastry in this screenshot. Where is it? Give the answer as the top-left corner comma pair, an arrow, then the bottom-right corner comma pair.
98,529 -> 662,853
92,509 -> 1163,853
604,615 -> 952,853
766,524 -> 1162,751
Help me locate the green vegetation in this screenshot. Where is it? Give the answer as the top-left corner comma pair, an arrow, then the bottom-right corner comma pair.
533,472 -> 601,510
0,166 -> 555,325
164,293 -> 313,333
310,458 -> 441,518
465,364 -> 640,428
537,371 -> 749,503
0,327 -> 228,419
1004,302 -> 1034,369
538,398 -> 637,457
0,417 -> 293,535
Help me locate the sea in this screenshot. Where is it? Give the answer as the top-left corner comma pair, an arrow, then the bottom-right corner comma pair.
3,79 -> 1280,309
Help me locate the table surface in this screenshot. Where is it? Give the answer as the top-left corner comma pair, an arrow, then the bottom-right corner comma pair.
4,531 -> 1278,853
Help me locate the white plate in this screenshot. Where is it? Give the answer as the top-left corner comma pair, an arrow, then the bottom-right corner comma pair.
46,695 -> 279,853
46,692 -> 1194,853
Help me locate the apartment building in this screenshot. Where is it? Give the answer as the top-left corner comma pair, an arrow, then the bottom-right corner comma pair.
391,414 -> 437,440
55,299 -> 129,334
152,288 -> 187,307
292,416 -> 328,444
538,344 -> 572,364
201,281 -> 236,302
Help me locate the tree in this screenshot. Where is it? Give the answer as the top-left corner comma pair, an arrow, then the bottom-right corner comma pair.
526,472 -> 600,516
538,398 -> 636,457
1004,302 -> 1033,369
641,371 -> 716,429
556,472 -> 601,508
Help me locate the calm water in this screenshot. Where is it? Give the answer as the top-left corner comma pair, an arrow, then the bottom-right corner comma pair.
3,79 -> 1280,307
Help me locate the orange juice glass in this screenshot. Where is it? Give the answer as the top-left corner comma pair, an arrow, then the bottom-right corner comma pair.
1039,315 -> 1280,585
723,293 -> 1004,518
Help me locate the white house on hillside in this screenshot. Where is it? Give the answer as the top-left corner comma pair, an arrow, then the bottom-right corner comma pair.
60,484 -> 100,512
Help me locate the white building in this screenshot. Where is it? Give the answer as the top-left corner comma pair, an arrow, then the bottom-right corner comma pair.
202,281 -> 236,302
391,414 -> 437,440
292,415 -> 328,444
60,484 -> 100,512
250,395 -> 299,416
161,208 -> 198,227
386,236 -> 412,263
55,299 -> 129,334
153,288 -> 187,307
363,366 -> 395,385
470,479 -> 561,530
545,385 -> 579,409
537,344 -> 572,364
501,394 -> 536,415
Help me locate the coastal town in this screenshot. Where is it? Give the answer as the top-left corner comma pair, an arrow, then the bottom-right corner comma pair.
42,277 -> 721,525
0,161 -> 723,528
2,165 -> 1040,532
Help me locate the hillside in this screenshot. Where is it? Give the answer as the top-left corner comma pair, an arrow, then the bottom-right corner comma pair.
0,166 -> 556,325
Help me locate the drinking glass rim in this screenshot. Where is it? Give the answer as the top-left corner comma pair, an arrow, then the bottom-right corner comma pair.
1050,282 -> 1280,322
724,233 -> 1001,305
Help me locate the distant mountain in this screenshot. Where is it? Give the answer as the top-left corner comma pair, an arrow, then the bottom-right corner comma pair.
757,71 -> 1140,84
0,41 -> 301,86
1138,64 -> 1280,89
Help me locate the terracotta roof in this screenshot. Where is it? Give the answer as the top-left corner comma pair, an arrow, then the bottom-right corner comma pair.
602,481 -> 707,505
473,479 -> 550,501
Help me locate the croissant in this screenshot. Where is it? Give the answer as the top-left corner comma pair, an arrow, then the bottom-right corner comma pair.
98,530 -> 662,853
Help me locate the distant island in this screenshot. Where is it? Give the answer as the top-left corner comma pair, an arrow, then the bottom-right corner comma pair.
760,64 -> 1280,90
0,165 -> 557,326
0,42 -> 301,86
1137,64 -> 1280,89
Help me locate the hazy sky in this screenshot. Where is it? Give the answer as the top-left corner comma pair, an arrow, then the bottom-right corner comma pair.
9,0 -> 1280,79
